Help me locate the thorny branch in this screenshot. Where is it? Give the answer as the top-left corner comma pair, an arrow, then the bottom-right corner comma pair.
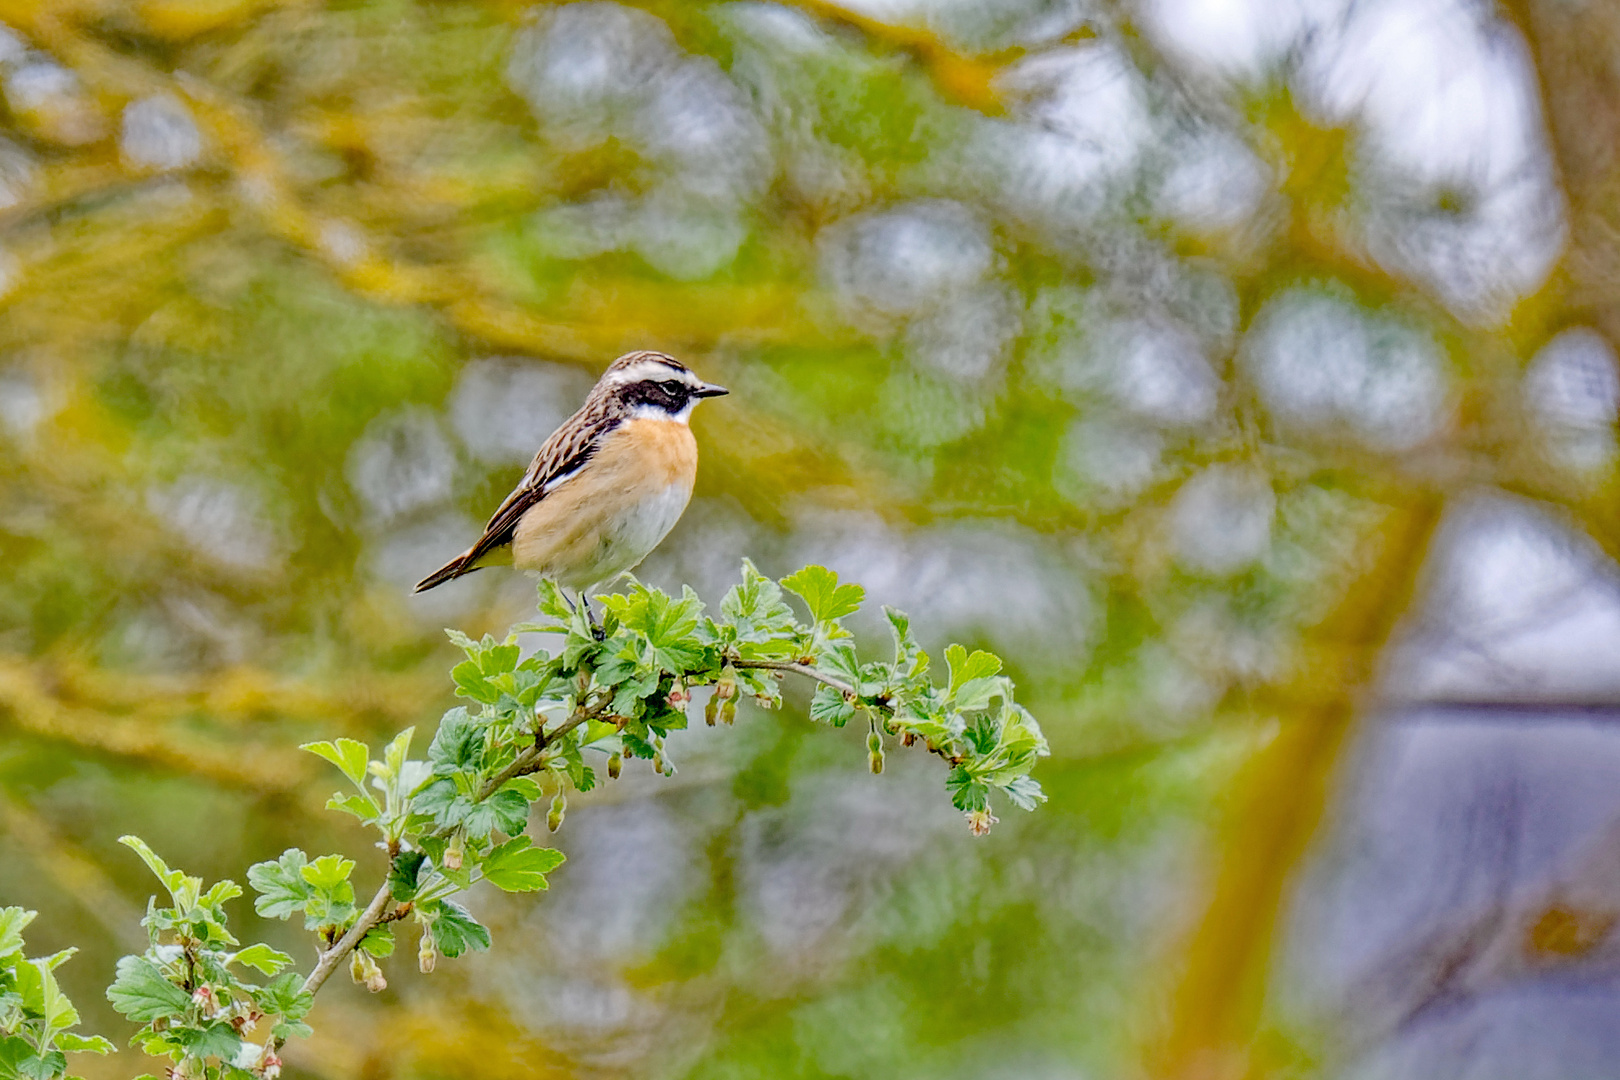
274,655 -> 868,1050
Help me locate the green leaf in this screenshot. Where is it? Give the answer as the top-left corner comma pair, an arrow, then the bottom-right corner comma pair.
451,660 -> 499,704
199,879 -> 243,909
230,944 -> 294,976
428,708 -> 485,774
52,1033 -> 113,1055
0,909 -> 34,962
118,836 -> 189,901
299,739 -> 371,787
14,957 -> 76,1042
780,565 -> 864,624
608,668 -> 660,717
945,766 -> 989,813
600,583 -> 708,673
105,956 -> 190,1023
326,792 -> 380,822
952,676 -> 1004,713
1002,775 -> 1047,811
945,645 -> 1001,696
885,607 -> 928,676
719,559 -> 798,643
533,579 -> 574,625
482,836 -> 565,892
499,776 -> 544,801
247,849 -> 312,920
177,1021 -> 240,1061
817,642 -> 863,689
564,757 -> 597,794
37,959 -> 77,1039
12,1046 -> 63,1080
808,684 -> 856,727
480,641 -> 521,675
299,854 -> 355,891
359,924 -> 395,958
412,777 -> 467,829
271,1019 -> 313,1042
387,851 -> 428,902
380,727 -> 415,776
0,1036 -> 34,1079
429,901 -> 491,958
255,972 -> 312,1020
461,789 -> 529,839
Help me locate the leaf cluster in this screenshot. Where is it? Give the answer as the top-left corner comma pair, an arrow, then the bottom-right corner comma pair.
0,908 -> 112,1080
107,837 -> 306,1080
98,560 -> 1046,1077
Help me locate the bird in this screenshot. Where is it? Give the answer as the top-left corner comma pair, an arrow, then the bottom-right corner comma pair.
414,350 -> 727,599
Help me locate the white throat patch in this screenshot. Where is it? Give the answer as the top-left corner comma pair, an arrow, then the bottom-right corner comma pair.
631,401 -> 694,423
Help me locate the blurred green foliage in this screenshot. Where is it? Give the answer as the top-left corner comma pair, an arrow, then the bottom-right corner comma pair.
0,1 -> 1615,1079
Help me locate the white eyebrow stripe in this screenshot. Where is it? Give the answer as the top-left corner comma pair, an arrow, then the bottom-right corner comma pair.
603,359 -> 695,386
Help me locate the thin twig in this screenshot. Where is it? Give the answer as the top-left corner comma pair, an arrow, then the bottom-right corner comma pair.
731,659 -> 856,697
295,881 -> 393,1004
271,690 -> 614,1050
469,692 -> 612,800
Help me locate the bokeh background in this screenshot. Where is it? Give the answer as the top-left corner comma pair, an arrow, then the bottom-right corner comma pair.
3,1 -> 1620,1078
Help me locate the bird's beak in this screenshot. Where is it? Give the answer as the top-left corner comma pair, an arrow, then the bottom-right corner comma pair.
693,382 -> 729,398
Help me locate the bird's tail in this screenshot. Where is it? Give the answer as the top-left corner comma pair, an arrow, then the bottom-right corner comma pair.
413,549 -> 479,594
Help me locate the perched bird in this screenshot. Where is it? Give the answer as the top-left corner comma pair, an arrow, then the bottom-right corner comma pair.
414,350 -> 727,597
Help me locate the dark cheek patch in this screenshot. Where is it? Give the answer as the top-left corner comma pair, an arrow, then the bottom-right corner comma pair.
627,383 -> 685,411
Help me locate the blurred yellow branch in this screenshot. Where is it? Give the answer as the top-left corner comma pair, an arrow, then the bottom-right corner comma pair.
1495,1 -> 1620,561
0,789 -> 147,950
0,5 -> 890,531
719,0 -> 1013,115
0,655 -> 441,791
1150,493 -> 1444,1080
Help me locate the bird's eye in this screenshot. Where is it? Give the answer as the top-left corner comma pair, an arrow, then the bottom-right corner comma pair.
661,380 -> 684,395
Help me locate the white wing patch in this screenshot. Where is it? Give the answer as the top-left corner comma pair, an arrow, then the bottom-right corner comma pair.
541,463 -> 585,493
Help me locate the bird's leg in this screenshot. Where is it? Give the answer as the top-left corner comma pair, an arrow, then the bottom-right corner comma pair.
577,588 -> 604,641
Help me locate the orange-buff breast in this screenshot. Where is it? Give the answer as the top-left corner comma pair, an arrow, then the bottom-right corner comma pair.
510,417 -> 698,589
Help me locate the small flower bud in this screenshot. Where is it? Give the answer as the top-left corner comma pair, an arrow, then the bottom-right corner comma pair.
714,671 -> 737,701
443,833 -> 463,871
966,809 -> 999,837
547,791 -> 566,832
259,1049 -> 282,1080
607,753 -> 622,779
866,731 -> 882,754
418,933 -> 437,974
651,753 -> 664,775
418,934 -> 437,973
191,985 -> 220,1018
351,950 -> 386,992
901,731 -> 916,747
869,749 -> 884,774
721,698 -> 737,725
705,697 -> 718,726
667,678 -> 689,707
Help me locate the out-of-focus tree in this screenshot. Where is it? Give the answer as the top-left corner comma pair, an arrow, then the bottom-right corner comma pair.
1,2 -> 1619,1080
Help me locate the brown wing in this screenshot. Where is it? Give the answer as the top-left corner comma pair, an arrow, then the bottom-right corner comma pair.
413,396 -> 618,593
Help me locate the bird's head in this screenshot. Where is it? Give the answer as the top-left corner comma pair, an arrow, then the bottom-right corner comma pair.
599,350 -> 728,423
